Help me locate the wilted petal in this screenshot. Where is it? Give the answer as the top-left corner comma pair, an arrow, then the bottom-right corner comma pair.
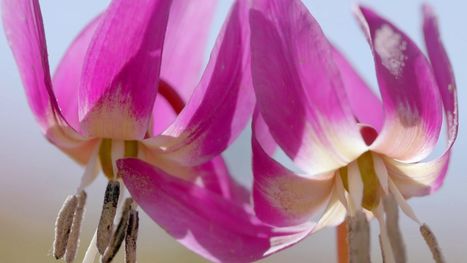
79,0 -> 172,139
119,158 -> 312,263
356,6 -> 442,162
1,0 -> 93,164
252,134 -> 335,227
332,46 -> 384,132
250,0 -> 367,174
53,16 -> 101,132
160,0 -> 217,101
145,0 -> 254,165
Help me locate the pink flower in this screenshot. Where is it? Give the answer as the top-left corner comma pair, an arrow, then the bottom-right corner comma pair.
2,0 -> 297,262
250,0 -> 457,255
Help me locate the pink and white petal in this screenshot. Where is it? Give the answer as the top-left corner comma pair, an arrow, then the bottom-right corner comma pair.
252,109 -> 277,156
250,0 -> 367,174
160,0 -> 217,101
119,158 -> 313,263
53,15 -> 101,132
149,0 -> 254,166
79,0 -> 172,140
311,186 -> 347,233
1,0 -> 93,164
423,4 -> 458,151
356,6 -> 443,162
150,91 -> 179,136
252,134 -> 335,227
384,155 -> 449,198
332,46 -> 384,132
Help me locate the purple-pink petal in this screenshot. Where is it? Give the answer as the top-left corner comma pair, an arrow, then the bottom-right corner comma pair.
79,0 -> 172,140
53,16 -> 101,132
356,6 -> 443,162
151,0 -> 254,166
332,46 -> 384,132
250,0 -> 367,174
1,0 -> 94,164
160,0 -> 217,102
119,158 -> 312,263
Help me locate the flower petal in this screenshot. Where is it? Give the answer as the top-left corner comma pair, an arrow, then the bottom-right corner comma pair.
53,16 -> 101,132
252,132 -> 335,227
79,0 -> 172,139
332,46 -> 384,131
1,0 -> 93,164
160,0 -> 217,101
250,0 -> 367,174
144,0 -> 254,165
119,158 -> 312,263
356,6 -> 442,162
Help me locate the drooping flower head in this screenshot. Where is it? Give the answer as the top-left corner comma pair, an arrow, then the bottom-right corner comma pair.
1,0 -> 287,262
250,0 -> 457,260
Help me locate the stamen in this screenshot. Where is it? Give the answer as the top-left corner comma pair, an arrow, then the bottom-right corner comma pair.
420,224 -> 445,263
347,162 -> 363,216
374,205 -> 396,263
65,191 -> 87,263
125,209 -> 139,263
99,139 -> 114,179
383,194 -> 406,263
53,195 -> 78,259
378,235 -> 386,263
97,181 -> 120,255
348,211 -> 371,263
102,198 -> 134,263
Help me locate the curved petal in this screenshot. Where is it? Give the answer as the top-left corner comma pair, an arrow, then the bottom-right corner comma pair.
160,0 -> 217,101
118,158 -> 313,263
1,0 -> 93,164
144,0 -> 254,166
423,4 -> 458,154
252,132 -> 335,227
332,46 -> 384,132
356,6 -> 443,162
250,0 -> 367,174
53,15 -> 101,132
79,0 -> 172,140
384,156 -> 449,198
252,109 -> 277,156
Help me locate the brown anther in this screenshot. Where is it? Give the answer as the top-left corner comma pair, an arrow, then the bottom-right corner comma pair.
97,181 -> 120,255
348,211 -> 371,263
64,191 -> 87,263
125,209 -> 139,263
53,195 -> 78,259
101,198 -> 134,263
420,224 -> 445,263
383,194 -> 406,263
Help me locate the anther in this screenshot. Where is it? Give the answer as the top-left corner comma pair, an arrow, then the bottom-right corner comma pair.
101,198 -> 134,263
64,191 -> 87,263
420,224 -> 445,263
125,209 -> 139,263
97,181 -> 120,255
348,211 -> 371,263
53,195 -> 78,259
383,194 -> 406,263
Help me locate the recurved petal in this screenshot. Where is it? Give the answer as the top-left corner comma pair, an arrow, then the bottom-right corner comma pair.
356,6 -> 443,162
53,16 -> 101,132
252,133 -> 335,227
119,158 -> 312,263
250,0 -> 367,174
332,46 -> 384,132
2,0 -> 93,164
423,4 -> 458,152
384,155 -> 450,198
160,0 -> 217,101
79,0 -> 172,140
148,0 -> 254,166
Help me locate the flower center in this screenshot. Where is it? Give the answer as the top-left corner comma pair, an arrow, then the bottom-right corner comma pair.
339,151 -> 381,211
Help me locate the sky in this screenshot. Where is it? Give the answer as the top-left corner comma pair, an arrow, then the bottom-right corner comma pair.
0,0 -> 466,262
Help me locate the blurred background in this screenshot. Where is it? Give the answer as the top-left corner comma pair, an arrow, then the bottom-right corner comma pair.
0,0 -> 465,262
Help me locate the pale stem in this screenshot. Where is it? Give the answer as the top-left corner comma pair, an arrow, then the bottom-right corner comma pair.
82,230 -> 98,263
383,194 -> 406,263
348,211 -> 371,263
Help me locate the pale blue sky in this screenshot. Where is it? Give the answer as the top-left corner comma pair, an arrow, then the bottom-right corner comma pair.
0,1 -> 465,262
